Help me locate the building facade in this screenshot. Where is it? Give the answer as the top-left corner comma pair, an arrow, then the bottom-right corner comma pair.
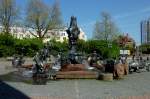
0,26 -> 35,39
141,19 -> 150,44
0,26 -> 87,42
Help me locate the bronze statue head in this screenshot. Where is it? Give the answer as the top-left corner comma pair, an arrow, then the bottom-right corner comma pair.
70,16 -> 77,28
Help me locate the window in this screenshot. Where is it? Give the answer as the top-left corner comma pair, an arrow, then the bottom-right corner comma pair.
20,34 -> 23,39
15,34 -> 17,38
63,33 -> 66,36
0,28 -> 2,32
63,37 -> 66,41
56,37 -> 60,40
26,34 -> 30,38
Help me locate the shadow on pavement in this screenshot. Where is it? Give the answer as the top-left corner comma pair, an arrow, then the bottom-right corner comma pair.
0,71 -> 33,84
0,80 -> 30,99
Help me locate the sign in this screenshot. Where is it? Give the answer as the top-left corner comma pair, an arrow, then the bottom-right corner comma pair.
120,50 -> 130,55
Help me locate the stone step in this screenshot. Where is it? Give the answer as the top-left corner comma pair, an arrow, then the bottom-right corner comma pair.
98,73 -> 113,81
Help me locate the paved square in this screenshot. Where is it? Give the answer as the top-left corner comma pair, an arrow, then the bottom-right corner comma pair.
0,60 -> 150,99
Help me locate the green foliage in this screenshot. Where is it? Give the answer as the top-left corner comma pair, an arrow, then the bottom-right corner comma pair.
139,44 -> 150,54
0,33 -> 43,57
77,40 -> 120,59
14,38 -> 43,56
48,39 -> 120,59
0,33 -> 120,58
48,39 -> 68,56
0,33 -> 15,46
77,40 -> 86,52
0,46 -> 15,57
0,34 -> 15,57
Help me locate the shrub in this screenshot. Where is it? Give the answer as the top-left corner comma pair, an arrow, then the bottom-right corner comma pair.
0,45 -> 15,57
76,40 -> 120,59
14,38 -> 43,56
139,44 -> 150,54
48,40 -> 68,56
0,33 -> 15,46
0,33 -> 44,57
0,33 -> 15,57
0,33 -> 120,58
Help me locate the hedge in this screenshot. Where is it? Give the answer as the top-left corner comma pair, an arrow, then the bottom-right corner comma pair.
0,33 -> 120,58
139,44 -> 150,54
76,40 -> 120,59
0,33 -> 43,57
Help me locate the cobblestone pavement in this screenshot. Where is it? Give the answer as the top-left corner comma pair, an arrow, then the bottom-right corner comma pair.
0,60 -> 150,99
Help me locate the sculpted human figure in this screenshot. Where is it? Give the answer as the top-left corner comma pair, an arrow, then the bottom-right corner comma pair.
66,16 -> 80,64
66,16 -> 80,52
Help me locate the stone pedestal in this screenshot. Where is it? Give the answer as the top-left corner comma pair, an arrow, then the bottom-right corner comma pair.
60,64 -> 86,71
98,73 -> 113,81
56,71 -> 97,79
56,64 -> 97,79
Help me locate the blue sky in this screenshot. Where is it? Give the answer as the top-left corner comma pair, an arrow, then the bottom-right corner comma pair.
16,0 -> 150,44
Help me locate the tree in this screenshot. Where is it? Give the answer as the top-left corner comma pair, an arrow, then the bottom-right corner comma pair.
93,12 -> 119,41
0,0 -> 18,34
25,0 -> 63,40
139,44 -> 150,54
50,0 -> 63,28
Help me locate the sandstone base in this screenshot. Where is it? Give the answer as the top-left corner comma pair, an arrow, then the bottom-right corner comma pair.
60,64 -> 86,71
56,71 -> 97,79
98,73 -> 113,81
57,64 -> 97,79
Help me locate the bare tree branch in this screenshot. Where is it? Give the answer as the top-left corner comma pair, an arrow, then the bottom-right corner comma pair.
25,0 -> 63,40
0,0 -> 19,34
28,30 -> 38,38
93,12 -> 119,41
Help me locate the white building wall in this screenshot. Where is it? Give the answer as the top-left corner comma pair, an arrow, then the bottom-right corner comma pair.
0,26 -> 87,42
44,27 -> 87,42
